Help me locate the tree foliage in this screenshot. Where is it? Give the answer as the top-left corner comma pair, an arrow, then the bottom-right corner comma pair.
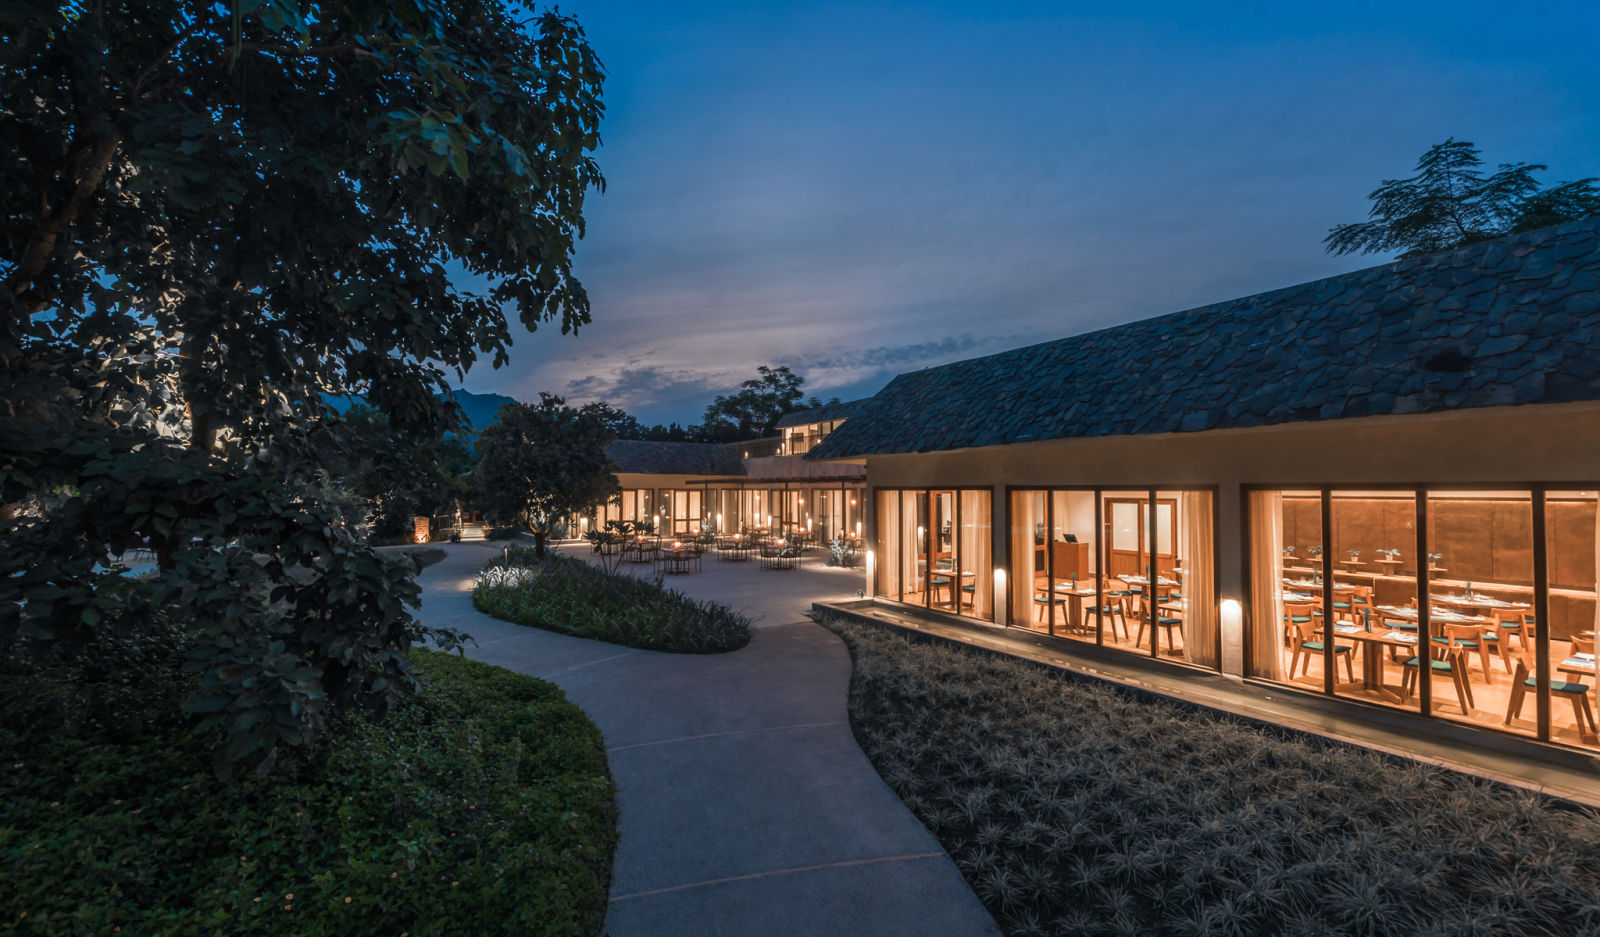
700,365 -> 818,442
473,395 -> 619,557
326,404 -> 475,541
1326,138 -> 1600,258
1,0 -> 605,771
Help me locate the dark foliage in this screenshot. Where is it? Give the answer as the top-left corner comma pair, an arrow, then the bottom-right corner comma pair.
1327,139 -> 1600,257
823,615 -> 1600,937
1,645 -> 617,936
475,548 -> 751,653
2,1 -> 605,768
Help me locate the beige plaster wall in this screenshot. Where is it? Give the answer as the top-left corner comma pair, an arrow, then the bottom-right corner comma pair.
860,402 -> 1600,676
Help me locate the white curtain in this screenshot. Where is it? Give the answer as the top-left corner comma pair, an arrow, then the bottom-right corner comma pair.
960,490 -> 993,620
876,491 -> 900,598
1181,491 -> 1218,669
1010,492 -> 1037,625
1249,490 -> 1286,681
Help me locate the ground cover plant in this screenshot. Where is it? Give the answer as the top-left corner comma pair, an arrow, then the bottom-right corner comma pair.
475,548 -> 751,653
1,645 -> 617,937
819,614 -> 1600,937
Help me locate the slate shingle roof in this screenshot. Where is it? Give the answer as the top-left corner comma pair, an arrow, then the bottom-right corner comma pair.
808,219 -> 1600,460
775,397 -> 874,429
606,440 -> 746,476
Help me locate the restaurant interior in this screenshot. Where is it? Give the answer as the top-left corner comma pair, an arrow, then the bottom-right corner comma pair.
1248,489 -> 1598,751
1007,489 -> 1218,669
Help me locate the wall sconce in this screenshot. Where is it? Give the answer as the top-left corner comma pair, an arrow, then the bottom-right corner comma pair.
1220,597 -> 1243,637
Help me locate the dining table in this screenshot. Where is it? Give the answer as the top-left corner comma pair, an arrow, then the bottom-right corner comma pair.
1374,604 -> 1495,682
1310,620 -> 1421,704
1119,574 -> 1179,589
1046,581 -> 1098,632
1432,593 -> 1530,613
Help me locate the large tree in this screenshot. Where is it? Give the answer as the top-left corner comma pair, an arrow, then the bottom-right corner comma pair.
473,395 -> 619,557
700,365 -> 818,442
1326,138 -> 1600,258
1,1 -> 604,770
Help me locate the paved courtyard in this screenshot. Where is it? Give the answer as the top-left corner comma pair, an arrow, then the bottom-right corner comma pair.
414,541 -> 999,937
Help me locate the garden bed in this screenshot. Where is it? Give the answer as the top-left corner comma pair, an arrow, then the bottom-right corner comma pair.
474,548 -> 751,653
819,613 -> 1600,937
1,649 -> 616,937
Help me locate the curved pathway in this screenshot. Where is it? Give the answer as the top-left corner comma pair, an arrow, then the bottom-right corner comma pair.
415,542 -> 998,937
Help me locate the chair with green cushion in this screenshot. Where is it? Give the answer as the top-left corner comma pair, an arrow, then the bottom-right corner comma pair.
1136,595 -> 1184,655
1032,590 -> 1066,626
930,575 -> 952,607
1285,602 -> 1353,681
1504,655 -> 1597,735
1402,623 -> 1477,714
960,582 -> 976,611
1095,578 -> 1132,640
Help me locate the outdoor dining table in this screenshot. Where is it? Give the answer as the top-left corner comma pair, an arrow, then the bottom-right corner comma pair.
717,535 -> 753,562
657,545 -> 701,575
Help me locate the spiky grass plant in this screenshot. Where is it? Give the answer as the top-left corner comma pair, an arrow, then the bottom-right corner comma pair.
475,549 -> 751,653
818,613 -> 1600,937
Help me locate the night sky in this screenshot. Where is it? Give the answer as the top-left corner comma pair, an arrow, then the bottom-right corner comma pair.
460,1 -> 1600,425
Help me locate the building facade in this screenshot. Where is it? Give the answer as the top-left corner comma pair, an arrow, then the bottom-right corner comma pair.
587,408 -> 869,540
809,219 -> 1600,758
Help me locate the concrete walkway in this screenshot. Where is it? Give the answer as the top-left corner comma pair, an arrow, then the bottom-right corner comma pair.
414,542 -> 999,937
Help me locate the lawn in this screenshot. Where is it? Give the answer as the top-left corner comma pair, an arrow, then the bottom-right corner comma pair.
1,645 -> 616,937
820,613 -> 1600,937
474,547 -> 751,653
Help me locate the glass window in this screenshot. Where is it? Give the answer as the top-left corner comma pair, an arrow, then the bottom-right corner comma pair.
1330,492 -> 1420,714
876,488 -> 992,622
1423,492 -> 1534,736
1545,491 -> 1598,750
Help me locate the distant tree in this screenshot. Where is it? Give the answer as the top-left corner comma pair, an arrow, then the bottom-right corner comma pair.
1326,138 -> 1600,258
473,395 -> 619,558
701,366 -> 818,442
578,401 -> 645,440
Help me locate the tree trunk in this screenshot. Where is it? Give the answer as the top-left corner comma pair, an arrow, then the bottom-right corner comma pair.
534,530 -> 547,559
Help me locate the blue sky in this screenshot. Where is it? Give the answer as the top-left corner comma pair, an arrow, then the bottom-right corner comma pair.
461,1 -> 1600,425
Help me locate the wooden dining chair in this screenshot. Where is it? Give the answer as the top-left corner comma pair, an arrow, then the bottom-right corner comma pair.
1483,607 -> 1529,675
1503,649 -> 1597,736
1284,602 -> 1353,682
1096,577 -> 1133,640
1135,594 -> 1183,655
1403,623 -> 1477,715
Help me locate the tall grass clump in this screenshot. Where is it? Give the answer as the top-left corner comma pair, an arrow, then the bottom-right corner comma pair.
820,614 -> 1600,937
474,548 -> 751,653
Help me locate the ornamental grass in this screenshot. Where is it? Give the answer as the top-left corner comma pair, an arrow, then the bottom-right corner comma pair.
821,614 -> 1600,937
